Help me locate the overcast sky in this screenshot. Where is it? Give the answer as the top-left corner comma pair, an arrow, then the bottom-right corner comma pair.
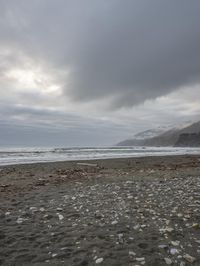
0,0 -> 200,146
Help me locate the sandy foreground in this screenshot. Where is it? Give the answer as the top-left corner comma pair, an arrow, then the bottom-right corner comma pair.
0,155 -> 200,266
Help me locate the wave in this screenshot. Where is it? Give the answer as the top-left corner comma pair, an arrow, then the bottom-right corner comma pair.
0,146 -> 200,166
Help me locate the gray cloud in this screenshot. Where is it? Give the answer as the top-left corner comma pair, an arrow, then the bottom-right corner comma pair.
1,0 -> 200,107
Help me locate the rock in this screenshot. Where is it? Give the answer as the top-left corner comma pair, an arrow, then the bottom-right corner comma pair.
56,208 -> 63,211
166,227 -> 174,233
158,244 -> 168,249
57,213 -> 64,221
29,207 -> 38,212
95,258 -> 104,264
136,257 -> 145,262
129,251 -> 136,256
171,240 -> 180,246
133,224 -> 140,230
16,217 -> 27,224
164,258 -> 173,265
192,223 -> 200,229
183,254 -> 196,263
170,248 -> 179,255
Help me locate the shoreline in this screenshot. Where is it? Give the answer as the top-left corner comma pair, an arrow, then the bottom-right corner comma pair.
1,153 -> 200,168
0,155 -> 200,265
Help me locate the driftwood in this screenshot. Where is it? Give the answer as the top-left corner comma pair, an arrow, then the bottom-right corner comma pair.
76,163 -> 98,167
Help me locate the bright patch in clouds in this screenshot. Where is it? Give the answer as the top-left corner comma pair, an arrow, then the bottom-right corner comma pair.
5,67 -> 62,96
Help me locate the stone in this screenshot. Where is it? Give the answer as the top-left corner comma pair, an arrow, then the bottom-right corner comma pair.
164,258 -> 172,265
183,254 -> 196,263
136,257 -> 145,262
171,240 -> 180,246
129,251 -> 136,256
170,248 -> 179,255
95,258 -> 104,264
57,213 -> 64,221
158,244 -> 168,249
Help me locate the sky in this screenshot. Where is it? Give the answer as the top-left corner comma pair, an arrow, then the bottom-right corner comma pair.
0,0 -> 200,146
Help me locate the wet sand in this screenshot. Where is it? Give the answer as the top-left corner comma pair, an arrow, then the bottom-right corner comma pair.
0,155 -> 200,265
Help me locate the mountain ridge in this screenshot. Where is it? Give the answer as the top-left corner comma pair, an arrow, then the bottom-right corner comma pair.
117,120 -> 200,147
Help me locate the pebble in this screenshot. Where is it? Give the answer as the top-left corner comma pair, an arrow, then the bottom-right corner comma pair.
57,213 -> 64,221
29,207 -> 37,212
95,258 -> 104,264
183,254 -> 196,263
16,217 -> 26,224
135,257 -> 145,262
171,240 -> 180,246
129,251 -> 136,256
170,248 -> 179,255
164,258 -> 173,265
158,244 -> 168,249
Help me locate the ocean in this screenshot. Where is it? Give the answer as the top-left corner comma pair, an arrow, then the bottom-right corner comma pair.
0,146 -> 200,166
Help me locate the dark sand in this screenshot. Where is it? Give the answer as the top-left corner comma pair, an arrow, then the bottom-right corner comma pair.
0,155 -> 200,265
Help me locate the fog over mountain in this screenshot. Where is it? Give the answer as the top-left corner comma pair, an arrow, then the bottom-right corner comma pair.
118,121 -> 200,147
0,0 -> 200,145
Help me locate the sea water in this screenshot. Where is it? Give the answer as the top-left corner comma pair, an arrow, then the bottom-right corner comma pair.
0,146 -> 200,166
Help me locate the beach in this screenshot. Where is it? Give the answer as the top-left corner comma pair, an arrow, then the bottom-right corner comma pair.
0,155 -> 200,265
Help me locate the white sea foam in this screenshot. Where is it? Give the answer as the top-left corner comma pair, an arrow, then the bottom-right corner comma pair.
0,146 -> 200,166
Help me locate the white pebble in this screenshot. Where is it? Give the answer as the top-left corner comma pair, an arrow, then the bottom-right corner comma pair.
95,258 -> 104,264
129,251 -> 136,256
164,258 -> 172,265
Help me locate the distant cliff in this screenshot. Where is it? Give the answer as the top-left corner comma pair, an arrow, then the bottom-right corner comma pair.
117,120 -> 200,147
175,132 -> 200,147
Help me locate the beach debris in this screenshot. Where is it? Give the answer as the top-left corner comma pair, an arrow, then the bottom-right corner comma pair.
5,212 -> 11,216
95,258 -> 104,264
52,253 -> 57,258
111,220 -> 118,225
164,258 -> 173,265
77,163 -> 98,167
183,254 -> 196,263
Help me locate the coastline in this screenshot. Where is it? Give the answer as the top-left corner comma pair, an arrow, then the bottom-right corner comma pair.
0,155 -> 200,265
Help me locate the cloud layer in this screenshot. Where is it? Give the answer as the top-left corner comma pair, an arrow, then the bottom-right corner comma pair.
0,1 -> 200,145
1,0 -> 200,107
